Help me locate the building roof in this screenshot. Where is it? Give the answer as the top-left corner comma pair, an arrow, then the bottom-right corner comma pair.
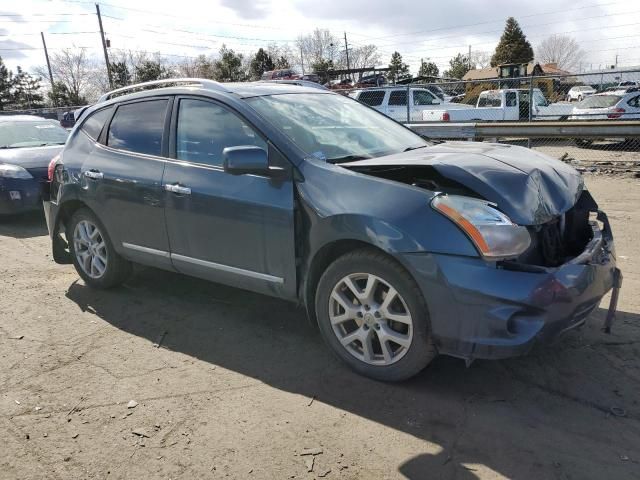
462,62 -> 572,81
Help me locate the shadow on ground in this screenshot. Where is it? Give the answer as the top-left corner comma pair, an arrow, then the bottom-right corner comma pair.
0,210 -> 48,239
65,267 -> 640,480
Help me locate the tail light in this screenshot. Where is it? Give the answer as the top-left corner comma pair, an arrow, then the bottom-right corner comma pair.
442,112 -> 450,122
48,154 -> 61,182
607,108 -> 625,119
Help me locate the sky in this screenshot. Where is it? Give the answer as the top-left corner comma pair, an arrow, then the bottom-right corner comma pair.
2,0 -> 640,77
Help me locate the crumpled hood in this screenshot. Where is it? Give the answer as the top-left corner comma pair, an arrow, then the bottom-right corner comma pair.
0,145 -> 63,169
342,141 -> 584,225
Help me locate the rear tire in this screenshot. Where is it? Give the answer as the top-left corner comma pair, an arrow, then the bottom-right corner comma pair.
315,249 -> 437,381
68,208 -> 131,289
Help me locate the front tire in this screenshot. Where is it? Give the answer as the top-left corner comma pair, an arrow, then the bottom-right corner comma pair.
315,249 -> 437,381
68,208 -> 131,288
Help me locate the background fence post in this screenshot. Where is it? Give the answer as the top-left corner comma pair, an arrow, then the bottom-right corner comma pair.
406,84 -> 411,124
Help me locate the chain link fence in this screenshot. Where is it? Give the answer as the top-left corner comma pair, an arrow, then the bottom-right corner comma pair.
337,69 -> 640,175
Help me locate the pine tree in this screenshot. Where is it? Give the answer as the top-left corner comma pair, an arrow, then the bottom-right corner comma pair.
110,61 -> 131,88
0,56 -> 14,111
490,17 -> 534,67
249,48 -> 275,80
387,52 -> 409,83
418,61 -> 439,78
213,45 -> 245,82
13,69 -> 44,109
443,53 -> 471,79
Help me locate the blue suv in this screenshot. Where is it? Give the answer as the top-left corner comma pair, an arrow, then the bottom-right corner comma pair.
44,79 -> 621,381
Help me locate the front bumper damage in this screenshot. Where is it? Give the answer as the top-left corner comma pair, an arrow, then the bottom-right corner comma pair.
400,210 -> 622,362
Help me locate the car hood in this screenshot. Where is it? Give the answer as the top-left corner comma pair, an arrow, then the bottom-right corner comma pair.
0,145 -> 63,169
341,142 -> 584,225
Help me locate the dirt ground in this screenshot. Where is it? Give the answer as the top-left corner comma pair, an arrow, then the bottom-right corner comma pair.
1,176 -> 639,480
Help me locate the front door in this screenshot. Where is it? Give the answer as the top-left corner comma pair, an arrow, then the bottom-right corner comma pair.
162,97 -> 297,299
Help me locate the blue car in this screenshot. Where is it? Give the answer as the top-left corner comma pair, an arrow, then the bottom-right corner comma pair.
0,116 -> 68,215
43,79 -> 621,381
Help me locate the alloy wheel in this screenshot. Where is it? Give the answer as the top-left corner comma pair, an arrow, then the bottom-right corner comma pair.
329,273 -> 413,366
73,220 -> 108,279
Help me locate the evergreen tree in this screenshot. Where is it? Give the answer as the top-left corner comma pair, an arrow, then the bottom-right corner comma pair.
249,48 -> 275,80
443,53 -> 471,79
274,56 -> 290,69
418,61 -> 439,78
135,60 -> 169,83
491,17 -> 534,67
48,81 -> 73,107
110,61 -> 131,88
0,56 -> 14,111
387,52 -> 409,83
213,45 -> 245,82
12,68 -> 44,109
311,58 -> 333,84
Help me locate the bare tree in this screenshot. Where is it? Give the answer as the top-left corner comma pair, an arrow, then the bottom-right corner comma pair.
296,29 -> 341,71
177,54 -> 216,79
35,48 -> 97,103
346,44 -> 381,73
535,34 -> 585,72
471,51 -> 491,69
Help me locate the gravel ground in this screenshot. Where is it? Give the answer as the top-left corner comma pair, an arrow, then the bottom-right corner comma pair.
1,175 -> 639,480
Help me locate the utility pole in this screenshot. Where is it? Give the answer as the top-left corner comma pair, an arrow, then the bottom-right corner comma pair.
468,45 -> 472,70
344,32 -> 351,80
41,32 -> 56,106
615,54 -> 618,69
96,3 -> 113,88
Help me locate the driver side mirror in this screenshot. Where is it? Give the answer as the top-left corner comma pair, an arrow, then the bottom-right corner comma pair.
223,146 -> 273,176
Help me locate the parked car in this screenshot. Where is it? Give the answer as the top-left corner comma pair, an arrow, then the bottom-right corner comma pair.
0,115 -> 68,215
44,79 -> 620,381
567,85 -> 596,102
617,81 -> 639,88
569,91 -> 640,121
423,88 -> 574,122
350,87 -> 462,121
355,74 -> 386,87
260,69 -> 301,80
301,74 -> 320,83
60,111 -> 76,129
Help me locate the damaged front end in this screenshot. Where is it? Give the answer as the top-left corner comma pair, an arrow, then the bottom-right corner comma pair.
341,146 -> 622,360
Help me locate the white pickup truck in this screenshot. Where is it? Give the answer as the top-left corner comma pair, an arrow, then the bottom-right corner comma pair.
422,88 -> 574,122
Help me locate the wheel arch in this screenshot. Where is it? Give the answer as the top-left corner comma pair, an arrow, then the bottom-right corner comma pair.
302,238 -> 409,326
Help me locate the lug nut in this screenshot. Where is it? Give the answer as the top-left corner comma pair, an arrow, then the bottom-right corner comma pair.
364,305 -> 370,310
374,311 -> 381,318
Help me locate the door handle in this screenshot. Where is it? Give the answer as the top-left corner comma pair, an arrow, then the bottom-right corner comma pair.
84,170 -> 103,180
164,184 -> 191,195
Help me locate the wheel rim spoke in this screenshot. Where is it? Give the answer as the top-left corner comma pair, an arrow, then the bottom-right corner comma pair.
74,220 -> 108,279
329,272 -> 414,366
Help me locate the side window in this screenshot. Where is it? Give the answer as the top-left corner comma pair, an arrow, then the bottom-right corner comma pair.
505,92 -> 517,107
107,100 -> 168,156
627,95 -> 640,107
358,90 -> 386,106
81,107 -> 113,141
389,90 -> 407,106
413,90 -> 436,106
176,99 -> 267,167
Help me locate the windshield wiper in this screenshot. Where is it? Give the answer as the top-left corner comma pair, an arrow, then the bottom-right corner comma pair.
403,145 -> 429,152
326,154 -> 372,164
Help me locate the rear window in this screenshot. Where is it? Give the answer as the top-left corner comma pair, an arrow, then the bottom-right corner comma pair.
358,90 -> 386,106
578,95 -> 621,108
80,107 -> 113,140
107,100 -> 168,156
388,91 -> 407,106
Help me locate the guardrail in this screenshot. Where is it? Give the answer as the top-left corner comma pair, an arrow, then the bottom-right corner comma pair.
407,120 -> 640,140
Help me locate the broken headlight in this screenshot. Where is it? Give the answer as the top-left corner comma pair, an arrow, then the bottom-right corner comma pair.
432,194 -> 531,259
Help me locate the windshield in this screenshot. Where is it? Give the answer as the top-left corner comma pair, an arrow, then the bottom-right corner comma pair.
245,93 -> 428,163
577,95 -> 621,109
0,120 -> 68,148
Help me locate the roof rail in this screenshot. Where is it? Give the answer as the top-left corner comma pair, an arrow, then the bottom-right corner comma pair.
98,78 -> 229,103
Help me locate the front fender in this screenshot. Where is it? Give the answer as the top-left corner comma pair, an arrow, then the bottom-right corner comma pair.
298,157 -> 478,258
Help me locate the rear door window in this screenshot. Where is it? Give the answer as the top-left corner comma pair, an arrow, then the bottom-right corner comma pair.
358,90 -> 386,106
478,92 -> 502,107
81,107 -> 113,141
107,100 -> 168,156
388,91 -> 407,106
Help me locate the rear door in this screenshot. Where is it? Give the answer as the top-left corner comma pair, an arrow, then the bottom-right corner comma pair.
82,97 -> 173,269
162,96 -> 297,299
